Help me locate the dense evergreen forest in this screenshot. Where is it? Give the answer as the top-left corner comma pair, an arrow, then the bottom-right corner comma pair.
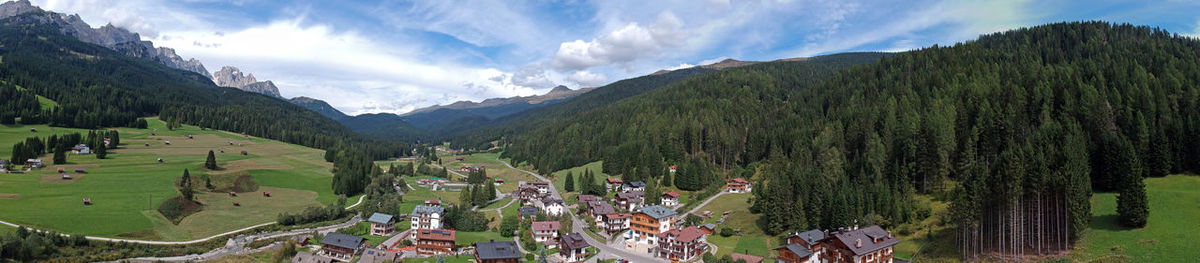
447,67 -> 717,150
491,22 -> 1195,260
0,13 -> 409,196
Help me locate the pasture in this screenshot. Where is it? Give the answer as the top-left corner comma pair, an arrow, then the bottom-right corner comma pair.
0,119 -> 339,241
696,193 -> 771,258
1071,175 -> 1200,262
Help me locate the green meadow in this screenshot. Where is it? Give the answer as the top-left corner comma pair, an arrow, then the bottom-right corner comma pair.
0,119 -> 342,241
1071,175 -> 1200,262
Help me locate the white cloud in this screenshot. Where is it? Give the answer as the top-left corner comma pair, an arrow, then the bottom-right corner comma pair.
509,64 -> 558,89
665,63 -> 695,71
567,70 -> 608,86
552,11 -> 687,71
155,18 -> 538,115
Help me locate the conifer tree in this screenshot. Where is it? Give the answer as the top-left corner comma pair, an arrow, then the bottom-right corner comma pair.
564,171 -> 575,192
180,169 -> 194,201
205,150 -> 218,170
94,142 -> 106,159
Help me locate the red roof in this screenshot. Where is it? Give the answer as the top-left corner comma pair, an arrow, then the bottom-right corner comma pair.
606,178 -> 623,184
531,221 -> 561,232
417,229 -> 456,241
728,178 -> 750,184
663,192 -> 680,198
659,226 -> 706,243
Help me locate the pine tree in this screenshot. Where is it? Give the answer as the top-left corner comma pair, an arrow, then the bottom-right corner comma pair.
564,171 -> 575,192
205,150 -> 218,170
1117,173 -> 1148,228
53,145 -> 67,164
94,142 -> 106,159
459,186 -> 473,206
180,169 -> 194,201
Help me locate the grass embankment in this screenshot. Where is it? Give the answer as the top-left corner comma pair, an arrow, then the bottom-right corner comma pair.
0,119 -> 340,241
695,193 -> 771,258
1071,175 -> 1200,262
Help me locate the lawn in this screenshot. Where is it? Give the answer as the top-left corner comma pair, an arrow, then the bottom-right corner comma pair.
437,152 -> 540,193
693,193 -> 769,258
1070,175 -> 1200,262
0,119 -> 338,241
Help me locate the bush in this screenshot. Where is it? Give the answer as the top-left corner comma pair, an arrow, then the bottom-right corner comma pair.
719,228 -> 734,237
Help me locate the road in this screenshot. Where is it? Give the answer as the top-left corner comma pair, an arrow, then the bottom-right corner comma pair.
114,215 -> 364,262
497,158 -> 666,263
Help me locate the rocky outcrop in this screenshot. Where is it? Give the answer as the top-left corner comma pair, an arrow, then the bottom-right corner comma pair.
0,0 -> 211,78
212,66 -> 281,97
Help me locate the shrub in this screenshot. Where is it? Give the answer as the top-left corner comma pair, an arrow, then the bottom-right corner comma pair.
719,228 -> 735,237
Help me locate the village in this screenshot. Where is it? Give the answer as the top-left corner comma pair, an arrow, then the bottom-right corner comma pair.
284,157 -> 902,263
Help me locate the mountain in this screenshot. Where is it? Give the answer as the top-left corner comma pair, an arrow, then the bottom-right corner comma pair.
213,66 -> 282,97
289,96 -> 347,120
0,0 -> 211,78
403,85 -> 591,116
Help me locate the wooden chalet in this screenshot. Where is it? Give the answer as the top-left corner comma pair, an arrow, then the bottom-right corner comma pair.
319,233 -> 364,261
416,229 -> 456,255
474,240 -> 521,263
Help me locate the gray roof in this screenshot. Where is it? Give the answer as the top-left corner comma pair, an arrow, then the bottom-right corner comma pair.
789,229 -> 825,246
290,251 -> 334,263
520,207 -> 539,216
321,232 -> 364,249
701,223 -> 717,230
775,243 -> 813,259
559,233 -> 590,250
831,225 -> 899,255
624,181 -> 646,188
639,205 -> 677,219
589,201 -> 616,215
367,213 -> 394,224
357,248 -> 399,263
412,204 -> 445,216
475,241 -> 521,260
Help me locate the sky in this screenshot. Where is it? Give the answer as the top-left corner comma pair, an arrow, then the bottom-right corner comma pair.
25,0 -> 1200,115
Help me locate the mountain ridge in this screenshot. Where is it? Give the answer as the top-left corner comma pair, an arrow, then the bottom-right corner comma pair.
402,85 -> 592,116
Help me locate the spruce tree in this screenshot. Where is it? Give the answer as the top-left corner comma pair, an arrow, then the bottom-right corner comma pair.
94,142 -> 106,159
53,146 -> 67,164
180,169 -> 194,201
205,150 -> 218,170
564,172 -> 575,192
1117,173 -> 1148,228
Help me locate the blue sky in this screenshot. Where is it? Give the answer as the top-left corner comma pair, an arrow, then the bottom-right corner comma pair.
27,0 -> 1200,115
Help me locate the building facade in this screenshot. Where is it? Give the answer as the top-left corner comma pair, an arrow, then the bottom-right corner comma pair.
367,213 -> 395,236
655,226 -> 708,260
628,205 -> 678,244
410,200 -> 445,239
415,229 -> 456,255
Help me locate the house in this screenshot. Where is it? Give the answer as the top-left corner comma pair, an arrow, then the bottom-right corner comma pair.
539,198 -> 565,216
614,191 -> 644,211
291,235 -> 312,246
731,253 -> 764,263
577,194 -> 599,204
319,232 -> 365,261
655,226 -> 708,260
726,178 -> 752,193
531,221 -> 561,247
585,201 -> 616,227
26,159 -> 43,168
367,213 -> 395,236
775,229 -> 825,263
699,223 -> 716,235
601,213 -> 632,234
290,251 -> 334,263
622,181 -> 646,193
522,181 -> 551,195
71,144 -> 91,154
661,192 -> 681,207
559,233 -> 592,263
0,160 -> 7,170
415,229 -> 456,255
418,179 -> 432,185
357,248 -> 400,263
410,200 -> 446,239
822,225 -> 899,263
669,164 -> 677,173
475,240 -> 521,263
517,186 -> 542,206
494,178 -> 505,185
606,177 -> 624,192
628,205 -> 678,244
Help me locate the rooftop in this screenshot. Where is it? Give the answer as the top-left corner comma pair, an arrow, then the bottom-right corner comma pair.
321,232 -> 364,249
831,225 -> 899,255
775,243 -> 813,258
560,233 -> 590,250
519,207 -> 539,216
659,226 -> 706,242
367,213 -> 394,224
639,205 -> 677,219
730,253 -> 764,263
532,221 -> 561,232
624,181 -> 646,188
412,203 -> 446,216
789,229 -> 825,246
475,241 -> 521,260
357,248 -> 399,263
417,229 -> 456,241
663,192 -> 680,198
588,201 -> 616,215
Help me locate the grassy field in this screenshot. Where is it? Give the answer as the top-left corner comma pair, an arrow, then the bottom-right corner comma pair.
0,119 -> 340,241
696,193 -> 771,258
456,230 -> 506,247
437,152 -> 540,193
548,161 -> 613,204
1070,175 -> 1200,262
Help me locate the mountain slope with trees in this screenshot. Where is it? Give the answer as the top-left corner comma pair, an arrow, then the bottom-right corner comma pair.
492,21 -> 1198,260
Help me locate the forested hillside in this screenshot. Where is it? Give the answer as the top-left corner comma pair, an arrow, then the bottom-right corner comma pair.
448,66 -> 717,150
496,21 -> 1200,260
0,14 -> 408,196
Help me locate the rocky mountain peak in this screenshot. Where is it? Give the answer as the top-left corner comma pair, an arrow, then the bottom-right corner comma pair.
0,0 -> 38,18
213,66 -> 280,97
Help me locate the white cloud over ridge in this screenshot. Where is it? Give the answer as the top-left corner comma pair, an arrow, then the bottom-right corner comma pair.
553,12 -> 687,72
567,70 -> 608,86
